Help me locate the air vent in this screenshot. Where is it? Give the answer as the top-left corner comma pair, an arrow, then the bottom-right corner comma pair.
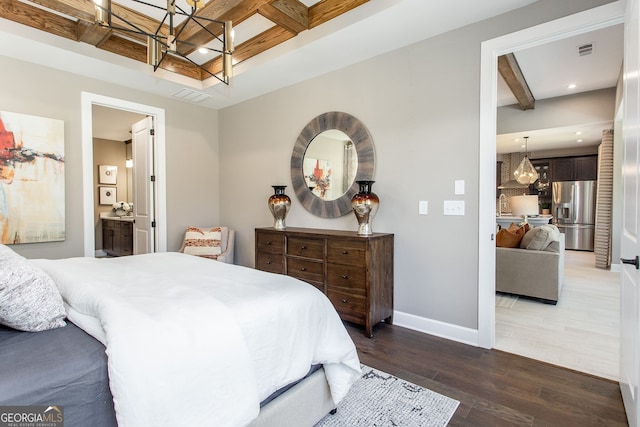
577,43 -> 594,57
171,88 -> 211,103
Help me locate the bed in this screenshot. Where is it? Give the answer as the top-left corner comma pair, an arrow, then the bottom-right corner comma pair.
0,244 -> 361,426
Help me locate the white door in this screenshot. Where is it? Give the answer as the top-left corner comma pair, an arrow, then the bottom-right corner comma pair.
131,116 -> 155,254
620,0 -> 640,425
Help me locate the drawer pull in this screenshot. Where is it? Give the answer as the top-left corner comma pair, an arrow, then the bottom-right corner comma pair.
301,267 -> 306,271
342,250 -> 348,254
266,260 -> 272,265
342,298 -> 348,304
266,241 -> 272,245
300,246 -> 307,250
341,275 -> 349,280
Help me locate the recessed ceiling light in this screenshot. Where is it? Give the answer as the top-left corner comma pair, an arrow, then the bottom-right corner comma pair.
568,83 -> 577,89
577,139 -> 583,143
576,131 -> 583,135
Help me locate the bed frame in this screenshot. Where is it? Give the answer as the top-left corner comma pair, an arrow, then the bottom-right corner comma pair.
0,322 -> 336,426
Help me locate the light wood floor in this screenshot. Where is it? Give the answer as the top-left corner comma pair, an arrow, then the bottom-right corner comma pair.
495,250 -> 620,381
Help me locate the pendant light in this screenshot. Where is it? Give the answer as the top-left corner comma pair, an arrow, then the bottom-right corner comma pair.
514,136 -> 539,185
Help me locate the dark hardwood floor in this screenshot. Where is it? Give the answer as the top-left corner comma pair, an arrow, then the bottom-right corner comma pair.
345,322 -> 628,426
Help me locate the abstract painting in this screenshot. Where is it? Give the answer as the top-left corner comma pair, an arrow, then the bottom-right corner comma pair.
0,111 -> 65,244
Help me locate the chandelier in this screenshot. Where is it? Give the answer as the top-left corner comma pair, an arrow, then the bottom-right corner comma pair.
513,136 -> 539,185
94,0 -> 234,84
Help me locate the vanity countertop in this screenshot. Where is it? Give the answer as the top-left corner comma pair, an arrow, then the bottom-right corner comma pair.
100,212 -> 134,222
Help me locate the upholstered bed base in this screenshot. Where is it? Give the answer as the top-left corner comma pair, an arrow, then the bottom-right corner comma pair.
249,367 -> 336,427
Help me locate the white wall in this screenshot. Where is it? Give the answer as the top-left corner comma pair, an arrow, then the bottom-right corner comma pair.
0,55 -> 221,259
219,0 -> 616,333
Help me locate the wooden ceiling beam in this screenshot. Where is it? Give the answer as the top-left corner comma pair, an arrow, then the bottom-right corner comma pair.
177,0 -> 272,54
77,21 -> 113,46
99,35 -> 202,80
498,53 -> 535,110
201,25 -> 294,77
258,0 -> 308,34
309,0 -> 368,29
0,0 -> 78,41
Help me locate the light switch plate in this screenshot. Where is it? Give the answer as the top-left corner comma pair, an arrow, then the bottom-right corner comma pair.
419,201 -> 428,215
444,200 -> 465,216
455,180 -> 465,195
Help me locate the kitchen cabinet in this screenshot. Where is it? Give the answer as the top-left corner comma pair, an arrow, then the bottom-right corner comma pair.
552,155 -> 597,181
255,227 -> 394,337
102,218 -> 133,257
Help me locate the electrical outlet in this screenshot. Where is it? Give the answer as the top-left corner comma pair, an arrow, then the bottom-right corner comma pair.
443,200 -> 465,216
419,201 -> 428,215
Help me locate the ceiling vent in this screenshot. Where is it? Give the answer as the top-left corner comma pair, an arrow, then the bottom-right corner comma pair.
172,88 -> 211,103
577,43 -> 594,57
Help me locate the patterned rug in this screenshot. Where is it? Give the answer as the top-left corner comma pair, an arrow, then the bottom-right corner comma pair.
496,292 -> 519,308
315,365 -> 459,427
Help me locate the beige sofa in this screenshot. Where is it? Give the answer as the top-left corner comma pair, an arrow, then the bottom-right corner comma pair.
496,232 -> 565,304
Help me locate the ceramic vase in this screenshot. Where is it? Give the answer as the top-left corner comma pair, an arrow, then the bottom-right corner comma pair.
351,180 -> 379,235
268,185 -> 291,230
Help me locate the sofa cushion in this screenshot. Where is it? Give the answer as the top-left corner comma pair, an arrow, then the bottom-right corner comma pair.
496,223 -> 530,248
520,224 -> 560,251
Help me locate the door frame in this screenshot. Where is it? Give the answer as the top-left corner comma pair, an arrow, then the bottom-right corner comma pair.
81,92 -> 167,257
477,2 -> 625,348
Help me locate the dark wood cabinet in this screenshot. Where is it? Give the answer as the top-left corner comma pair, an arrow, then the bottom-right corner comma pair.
255,227 -> 394,337
575,156 -> 598,181
102,219 -> 133,257
551,155 -> 597,181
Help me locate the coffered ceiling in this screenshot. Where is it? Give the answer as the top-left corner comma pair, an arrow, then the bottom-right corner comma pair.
0,0 -> 539,109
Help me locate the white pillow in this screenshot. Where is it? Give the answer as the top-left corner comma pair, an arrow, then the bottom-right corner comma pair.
0,245 -> 66,331
182,226 -> 224,259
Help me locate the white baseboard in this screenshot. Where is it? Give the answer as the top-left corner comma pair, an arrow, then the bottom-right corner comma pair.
95,249 -> 107,258
610,262 -> 621,273
393,310 -> 479,347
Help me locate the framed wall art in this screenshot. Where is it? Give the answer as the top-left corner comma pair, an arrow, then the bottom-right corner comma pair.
99,186 -> 117,205
99,165 -> 118,184
0,110 -> 65,244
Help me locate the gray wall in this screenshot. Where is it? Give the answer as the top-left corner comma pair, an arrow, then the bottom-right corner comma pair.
219,0 -> 615,331
0,55 -> 221,259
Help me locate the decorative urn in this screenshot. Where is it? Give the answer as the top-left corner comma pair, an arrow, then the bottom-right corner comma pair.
268,185 -> 291,230
351,180 -> 379,235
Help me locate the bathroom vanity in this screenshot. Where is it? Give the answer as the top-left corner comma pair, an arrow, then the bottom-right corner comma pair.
102,217 -> 133,257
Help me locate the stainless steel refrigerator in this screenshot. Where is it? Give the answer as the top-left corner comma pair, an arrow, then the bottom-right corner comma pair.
552,180 -> 597,251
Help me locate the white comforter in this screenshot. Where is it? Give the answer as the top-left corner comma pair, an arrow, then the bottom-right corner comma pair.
33,253 -> 361,427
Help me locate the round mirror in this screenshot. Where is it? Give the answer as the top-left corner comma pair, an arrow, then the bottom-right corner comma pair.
303,130 -> 357,201
291,111 -> 374,218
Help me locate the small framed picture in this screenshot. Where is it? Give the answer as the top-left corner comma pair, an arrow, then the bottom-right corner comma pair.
99,186 -> 117,205
99,165 -> 118,184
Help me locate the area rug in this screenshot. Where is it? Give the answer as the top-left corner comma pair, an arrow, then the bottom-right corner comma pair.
496,292 -> 519,308
315,365 -> 459,427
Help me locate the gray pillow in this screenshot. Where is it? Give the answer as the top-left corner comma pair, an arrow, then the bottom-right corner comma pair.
0,245 -> 66,332
520,224 -> 560,251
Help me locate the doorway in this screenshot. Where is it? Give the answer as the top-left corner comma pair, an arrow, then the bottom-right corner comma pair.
80,92 -> 168,257
477,3 -> 625,349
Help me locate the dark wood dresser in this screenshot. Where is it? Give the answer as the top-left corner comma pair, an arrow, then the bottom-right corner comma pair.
255,227 -> 394,337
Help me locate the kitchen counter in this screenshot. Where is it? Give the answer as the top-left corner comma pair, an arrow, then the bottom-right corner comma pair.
496,215 -> 552,229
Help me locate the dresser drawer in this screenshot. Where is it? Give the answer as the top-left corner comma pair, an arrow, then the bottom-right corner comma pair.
327,289 -> 366,323
256,232 -> 284,254
286,237 -> 324,260
327,240 -> 367,264
327,264 -> 366,293
256,251 -> 284,274
287,257 -> 324,283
